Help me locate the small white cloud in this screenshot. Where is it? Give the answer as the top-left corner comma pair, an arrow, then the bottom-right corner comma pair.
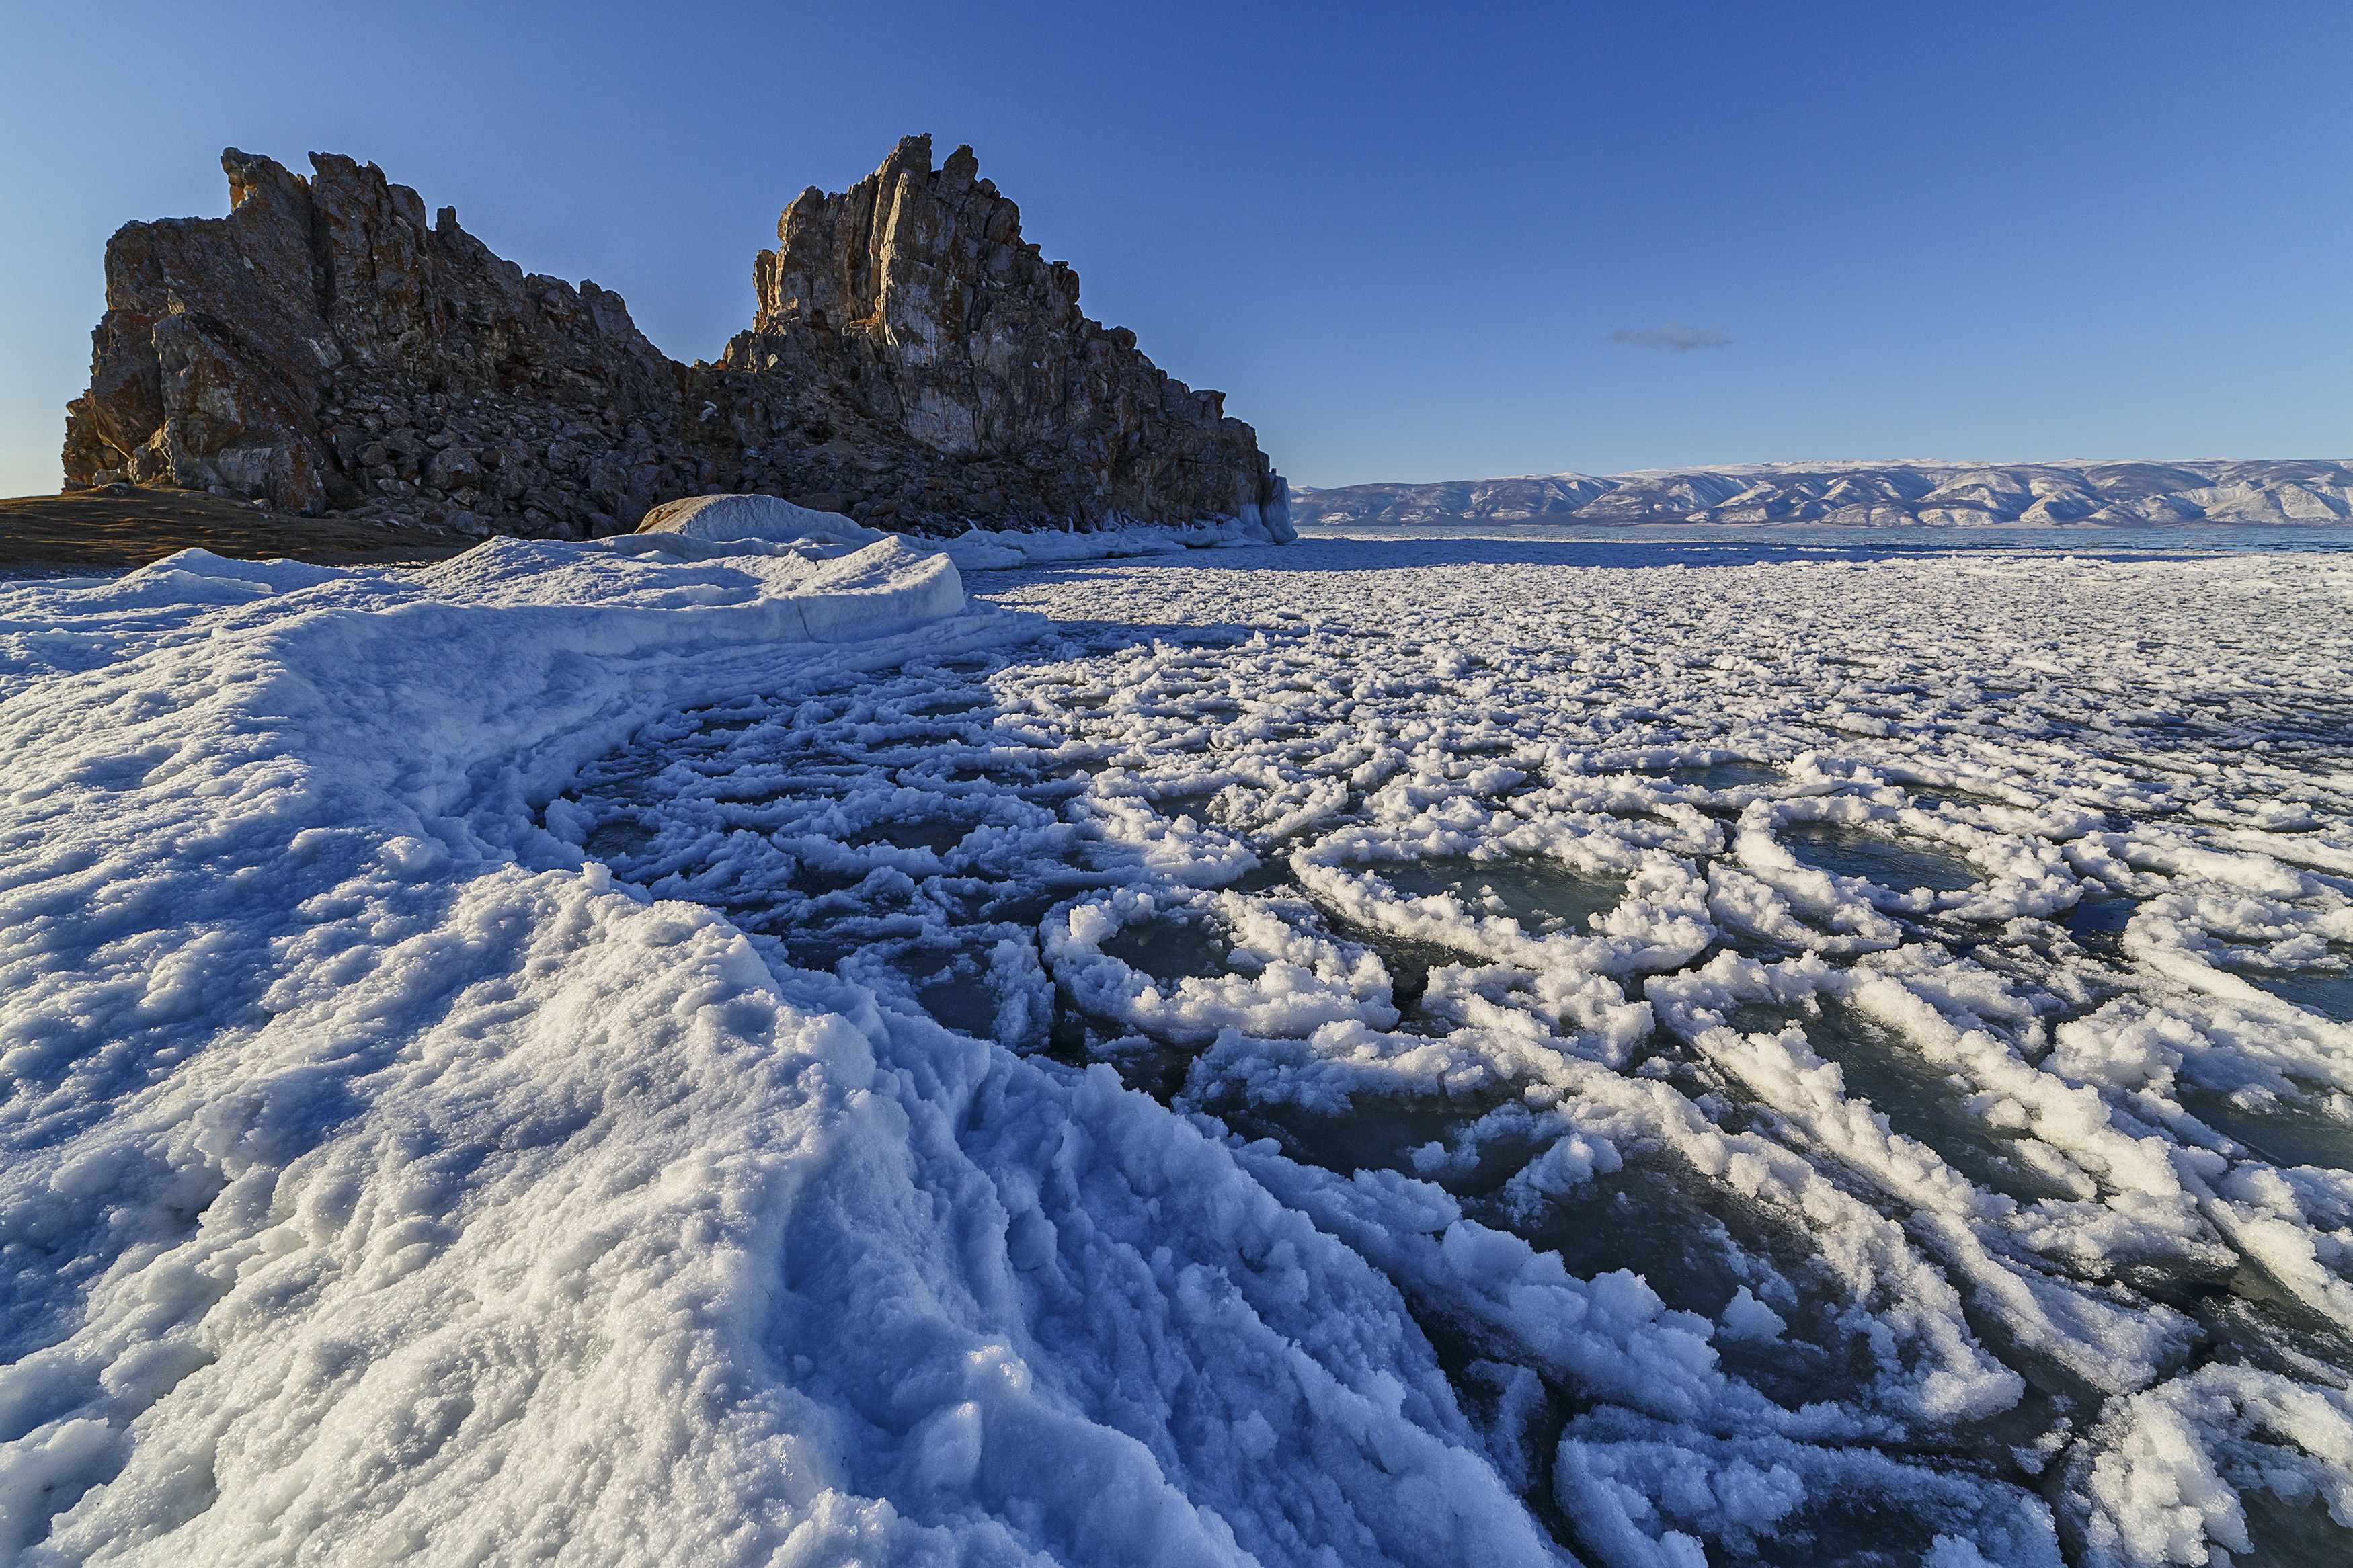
1609,322 -> 1730,352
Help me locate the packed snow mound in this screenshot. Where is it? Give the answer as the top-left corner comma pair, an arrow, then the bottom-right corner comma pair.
633,491 -> 888,547
1294,458 -> 2353,528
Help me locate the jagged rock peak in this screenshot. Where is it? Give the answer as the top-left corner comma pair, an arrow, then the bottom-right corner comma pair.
61,140 -> 1289,542
63,147 -> 686,528
754,133 -> 1067,344
711,136 -> 1277,528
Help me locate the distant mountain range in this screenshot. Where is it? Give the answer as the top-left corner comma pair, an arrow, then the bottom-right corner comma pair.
1289,460 -> 2353,528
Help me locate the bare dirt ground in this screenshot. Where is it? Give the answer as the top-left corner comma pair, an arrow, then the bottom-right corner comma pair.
0,487 -> 470,567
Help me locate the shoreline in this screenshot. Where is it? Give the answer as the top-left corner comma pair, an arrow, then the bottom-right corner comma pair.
0,487 -> 470,567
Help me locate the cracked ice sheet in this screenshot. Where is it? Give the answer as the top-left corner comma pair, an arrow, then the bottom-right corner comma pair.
9,531 -> 2353,1567
551,536 -> 2353,1565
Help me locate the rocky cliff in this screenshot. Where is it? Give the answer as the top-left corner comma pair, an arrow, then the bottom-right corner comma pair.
62,137 -> 1287,540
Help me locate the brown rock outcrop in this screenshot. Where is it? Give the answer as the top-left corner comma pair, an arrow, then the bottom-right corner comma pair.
62,137 -> 1289,542
63,151 -> 697,535
704,136 -> 1280,531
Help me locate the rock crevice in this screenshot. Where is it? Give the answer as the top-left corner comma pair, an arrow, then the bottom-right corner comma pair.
63,136 -> 1287,540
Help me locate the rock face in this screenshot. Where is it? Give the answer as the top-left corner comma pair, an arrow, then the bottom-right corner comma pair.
63,151 -> 696,536
62,137 -> 1287,540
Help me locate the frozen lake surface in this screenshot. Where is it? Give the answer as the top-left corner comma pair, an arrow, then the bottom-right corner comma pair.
554,528 -> 2353,1565
4,526 -> 2352,1565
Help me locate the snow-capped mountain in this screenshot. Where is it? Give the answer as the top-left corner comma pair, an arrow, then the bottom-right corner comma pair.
1291,459 -> 2353,528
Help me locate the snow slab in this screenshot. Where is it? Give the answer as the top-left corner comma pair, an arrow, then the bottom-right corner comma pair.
0,533 -> 1553,1565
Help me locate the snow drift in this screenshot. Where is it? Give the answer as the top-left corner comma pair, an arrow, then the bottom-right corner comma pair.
0,530 -> 1547,1563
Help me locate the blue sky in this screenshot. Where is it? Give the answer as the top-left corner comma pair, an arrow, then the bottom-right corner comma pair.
1,1 -> 2345,495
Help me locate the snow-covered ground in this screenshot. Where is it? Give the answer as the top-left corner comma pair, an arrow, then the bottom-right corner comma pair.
5,522 -> 2352,1565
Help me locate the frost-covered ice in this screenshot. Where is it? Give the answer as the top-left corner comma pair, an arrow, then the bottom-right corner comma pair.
4,525 -> 2353,1565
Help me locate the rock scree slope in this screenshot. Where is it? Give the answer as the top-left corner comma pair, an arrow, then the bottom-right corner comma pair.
60,136 -> 1287,542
